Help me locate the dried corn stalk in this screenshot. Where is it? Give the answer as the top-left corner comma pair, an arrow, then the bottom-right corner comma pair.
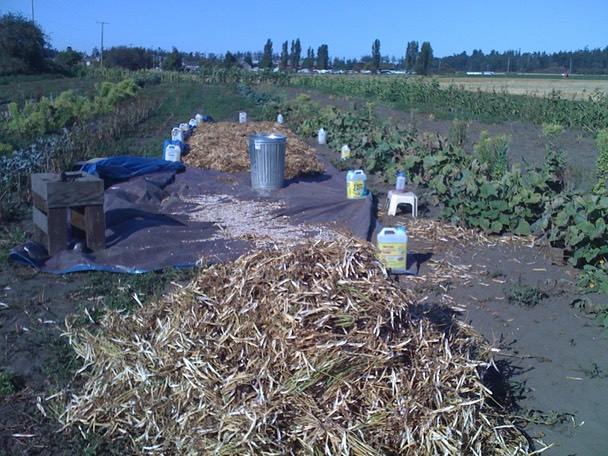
62,237 -> 531,455
184,121 -> 324,179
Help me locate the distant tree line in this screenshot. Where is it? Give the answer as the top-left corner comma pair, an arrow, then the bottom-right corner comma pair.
2,12 -> 607,76
437,47 -> 608,75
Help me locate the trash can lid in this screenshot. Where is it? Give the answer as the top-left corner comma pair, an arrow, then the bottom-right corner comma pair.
249,133 -> 287,141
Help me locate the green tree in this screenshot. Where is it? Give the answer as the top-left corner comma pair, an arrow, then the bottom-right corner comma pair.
56,46 -> 82,69
417,41 -> 433,75
290,39 -> 301,71
0,13 -> 48,75
371,39 -> 381,73
104,46 -> 152,71
280,40 -> 289,69
302,47 -> 315,70
244,52 -> 253,67
317,44 -> 329,70
162,47 -> 183,71
405,40 -> 418,73
223,51 -> 238,68
260,38 -> 273,69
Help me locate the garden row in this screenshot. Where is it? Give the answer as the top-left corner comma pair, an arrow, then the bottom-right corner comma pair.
242,87 -> 608,301
2,70 -> 608,298
288,74 -> 608,133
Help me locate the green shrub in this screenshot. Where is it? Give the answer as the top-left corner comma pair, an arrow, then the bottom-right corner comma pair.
0,369 -> 16,396
541,122 -> 565,138
593,128 -> 608,194
448,118 -> 469,148
533,193 -> 608,291
473,130 -> 511,180
0,143 -> 12,156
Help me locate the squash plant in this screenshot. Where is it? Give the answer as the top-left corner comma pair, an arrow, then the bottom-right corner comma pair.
532,193 -> 608,291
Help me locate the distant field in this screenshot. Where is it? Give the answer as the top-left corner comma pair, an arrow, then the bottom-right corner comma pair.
438,75 -> 608,99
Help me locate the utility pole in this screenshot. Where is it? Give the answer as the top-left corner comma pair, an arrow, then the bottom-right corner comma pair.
31,0 -> 35,21
97,21 -> 109,69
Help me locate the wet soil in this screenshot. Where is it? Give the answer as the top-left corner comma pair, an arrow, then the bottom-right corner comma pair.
1,89 -> 607,455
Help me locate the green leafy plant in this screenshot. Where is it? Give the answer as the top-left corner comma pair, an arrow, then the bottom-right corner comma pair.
0,369 -> 16,396
473,130 -> 511,180
448,118 -> 469,147
505,278 -> 549,307
533,193 -> 608,292
593,128 -> 608,194
541,122 -> 565,138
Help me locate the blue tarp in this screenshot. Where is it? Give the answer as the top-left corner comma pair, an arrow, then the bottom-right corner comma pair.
80,155 -> 185,180
10,156 -> 383,274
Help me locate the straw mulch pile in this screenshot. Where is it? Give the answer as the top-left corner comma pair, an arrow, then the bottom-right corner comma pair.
62,237 -> 531,455
184,121 -> 325,179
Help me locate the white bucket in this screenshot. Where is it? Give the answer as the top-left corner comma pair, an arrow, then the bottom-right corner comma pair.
377,227 -> 408,274
195,113 -> 203,125
239,112 -> 247,123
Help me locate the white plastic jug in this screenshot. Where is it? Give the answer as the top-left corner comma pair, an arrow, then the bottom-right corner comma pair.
277,113 -> 284,124
340,144 -> 351,161
171,127 -> 184,142
164,143 -> 182,162
239,112 -> 247,123
318,128 -> 326,145
179,122 -> 190,132
396,171 -> 406,192
377,226 -> 408,274
195,113 -> 203,125
188,118 -> 198,128
346,169 -> 368,199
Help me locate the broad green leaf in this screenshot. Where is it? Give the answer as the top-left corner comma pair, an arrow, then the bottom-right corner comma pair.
514,220 -> 532,236
490,221 -> 503,233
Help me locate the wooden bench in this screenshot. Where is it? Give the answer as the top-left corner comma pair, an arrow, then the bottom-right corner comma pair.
31,172 -> 105,256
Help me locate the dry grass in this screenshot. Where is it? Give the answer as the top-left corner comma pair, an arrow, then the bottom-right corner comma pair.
438,76 -> 608,100
184,121 -> 325,179
61,237 -> 533,455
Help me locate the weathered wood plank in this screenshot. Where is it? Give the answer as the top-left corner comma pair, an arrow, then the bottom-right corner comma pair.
31,172 -> 104,208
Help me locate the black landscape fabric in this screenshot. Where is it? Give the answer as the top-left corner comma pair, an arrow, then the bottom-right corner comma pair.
10,158 -> 376,273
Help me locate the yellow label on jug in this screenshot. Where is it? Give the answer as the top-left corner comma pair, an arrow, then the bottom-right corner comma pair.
347,180 -> 367,199
377,241 -> 407,272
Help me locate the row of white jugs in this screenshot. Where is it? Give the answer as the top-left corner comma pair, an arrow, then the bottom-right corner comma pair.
239,112 -> 285,124
166,112 -> 287,161
164,115 -> 204,162
317,128 -> 351,161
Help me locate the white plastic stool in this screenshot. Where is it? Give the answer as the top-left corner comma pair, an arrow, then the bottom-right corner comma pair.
386,190 -> 418,217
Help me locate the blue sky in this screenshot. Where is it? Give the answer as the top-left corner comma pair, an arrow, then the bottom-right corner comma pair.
3,0 -> 607,59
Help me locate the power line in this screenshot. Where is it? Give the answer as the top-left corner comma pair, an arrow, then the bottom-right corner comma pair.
97,21 -> 109,69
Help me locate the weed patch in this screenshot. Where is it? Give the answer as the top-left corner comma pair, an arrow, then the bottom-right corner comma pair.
505,278 -> 549,306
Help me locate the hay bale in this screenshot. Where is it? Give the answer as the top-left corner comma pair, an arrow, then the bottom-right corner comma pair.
62,238 -> 531,454
185,121 -> 325,179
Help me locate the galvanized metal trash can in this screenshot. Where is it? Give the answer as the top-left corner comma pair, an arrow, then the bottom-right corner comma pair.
248,133 -> 287,190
